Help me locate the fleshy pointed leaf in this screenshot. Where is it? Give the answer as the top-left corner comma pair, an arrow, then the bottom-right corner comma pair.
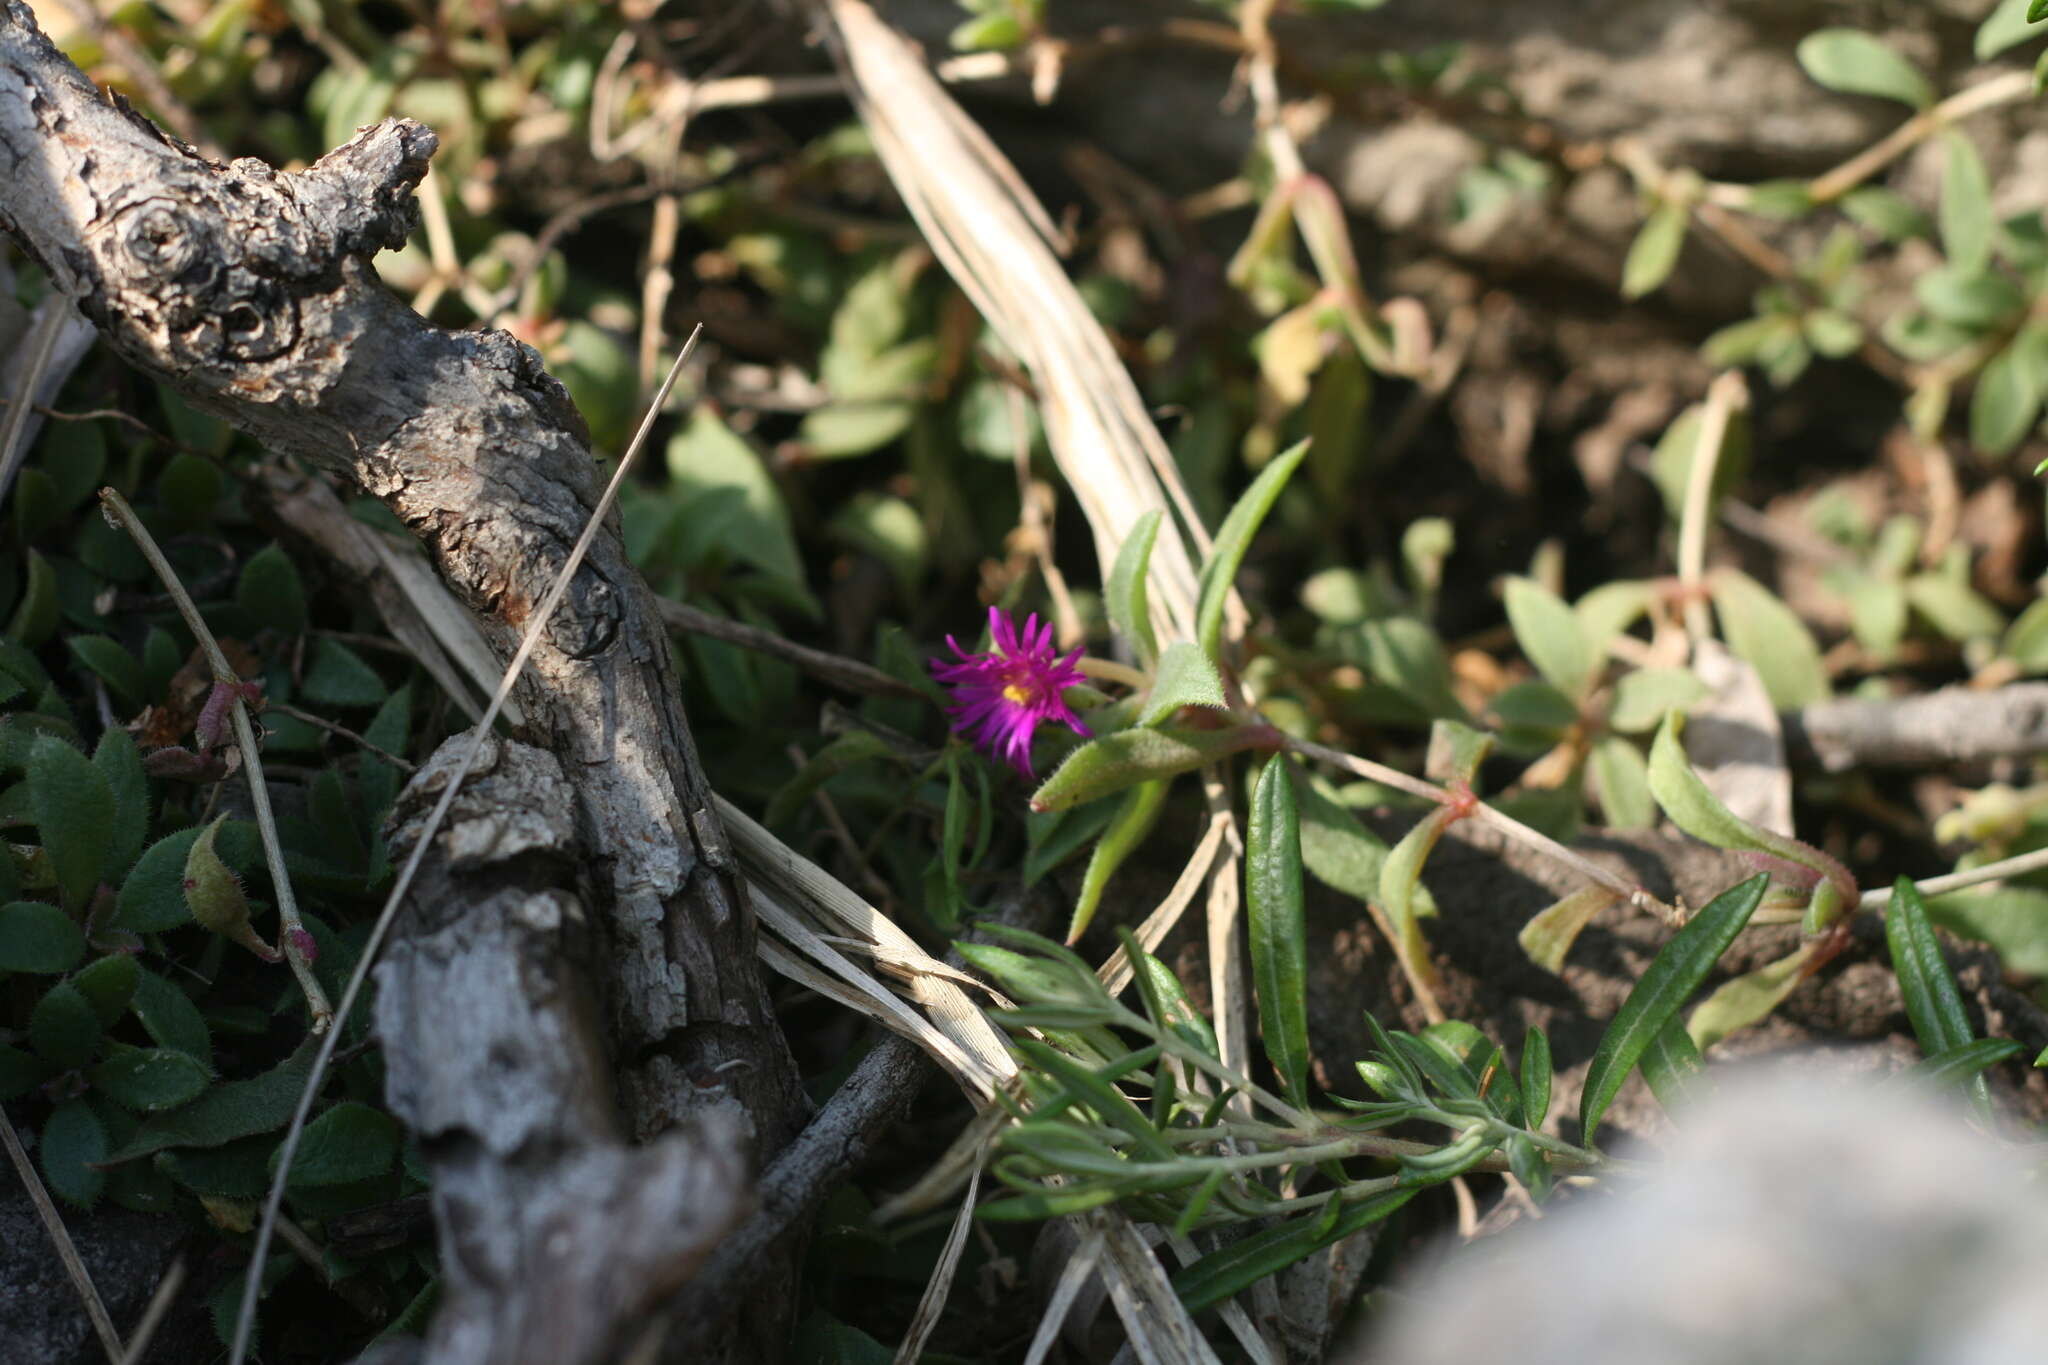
1638,1018 -> 1710,1111
1247,757 -> 1312,1108
1686,942 -> 1821,1051
1885,876 -> 1988,1111
1029,725 -> 1271,812
1621,201 -> 1688,300
1648,711 -> 1851,899
1590,734 -> 1655,829
1066,778 -> 1168,943
1195,439 -> 1309,661
1706,569 -> 1828,708
1940,129 -> 1995,276
1379,805 -> 1453,939
1107,509 -> 1163,666
1580,873 -> 1768,1144
1520,1026 -> 1552,1129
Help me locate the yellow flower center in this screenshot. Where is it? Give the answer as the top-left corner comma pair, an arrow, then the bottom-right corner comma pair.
1001,682 -> 1033,705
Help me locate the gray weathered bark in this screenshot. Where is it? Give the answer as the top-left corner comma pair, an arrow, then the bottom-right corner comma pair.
0,0 -> 805,1353
375,738 -> 749,1365
1785,683 -> 2048,773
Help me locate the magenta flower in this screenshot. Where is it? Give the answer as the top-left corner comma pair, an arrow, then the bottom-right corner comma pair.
930,607 -> 1093,777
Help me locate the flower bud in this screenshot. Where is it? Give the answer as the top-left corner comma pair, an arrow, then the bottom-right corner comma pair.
183,816 -> 279,962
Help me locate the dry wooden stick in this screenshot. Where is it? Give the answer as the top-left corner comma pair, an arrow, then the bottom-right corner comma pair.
101,487 -> 333,1028
113,1256 -> 185,1365
0,1105 -> 122,1363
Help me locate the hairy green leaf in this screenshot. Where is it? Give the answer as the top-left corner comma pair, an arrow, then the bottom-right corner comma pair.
271,1101 -> 399,1188
1030,724 -> 1272,812
27,735 -> 112,910
1140,643 -> 1227,726
0,900 -> 85,973
41,1099 -> 107,1208
93,1046 -> 211,1113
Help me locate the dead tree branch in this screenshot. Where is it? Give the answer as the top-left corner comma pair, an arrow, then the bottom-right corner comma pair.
376,738 -> 750,1365
0,2 -> 805,1353
1785,684 -> 2048,772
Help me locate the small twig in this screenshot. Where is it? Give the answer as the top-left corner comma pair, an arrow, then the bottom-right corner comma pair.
1284,734 -> 1672,920
653,596 -> 927,700
787,741 -> 895,909
1859,844 -> 2048,911
100,487 -> 333,1031
1806,71 -> 2031,205
0,1105 -> 122,1363
51,0 -> 218,158
114,1256 -> 185,1365
228,327 -> 704,1365
0,299 -> 69,509
639,191 -> 683,398
0,395 -> 187,451
265,701 -> 418,773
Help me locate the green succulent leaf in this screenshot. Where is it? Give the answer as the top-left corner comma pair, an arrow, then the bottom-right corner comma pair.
1885,876 -> 1989,1112
1107,508 -> 1163,666
1195,439 -> 1308,662
1030,724 -> 1273,812
1580,873 -> 1768,1145
1246,757 -> 1312,1109
1066,778 -> 1168,943
1520,1026 -> 1553,1129
1621,200 -> 1688,300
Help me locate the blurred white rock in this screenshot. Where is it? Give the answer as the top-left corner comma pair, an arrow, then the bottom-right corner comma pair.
1354,1066 -> 2048,1365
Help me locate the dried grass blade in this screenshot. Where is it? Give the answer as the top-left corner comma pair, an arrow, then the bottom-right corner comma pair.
115,1255 -> 185,1365
1098,1216 -> 1224,1365
721,796 -> 1016,1085
1024,1227 -> 1104,1365
752,889 -> 993,1094
892,1164 -> 982,1365
1098,810 -> 1229,997
818,0 -> 1213,640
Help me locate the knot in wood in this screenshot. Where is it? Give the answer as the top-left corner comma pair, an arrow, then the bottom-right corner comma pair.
101,194 -> 299,365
